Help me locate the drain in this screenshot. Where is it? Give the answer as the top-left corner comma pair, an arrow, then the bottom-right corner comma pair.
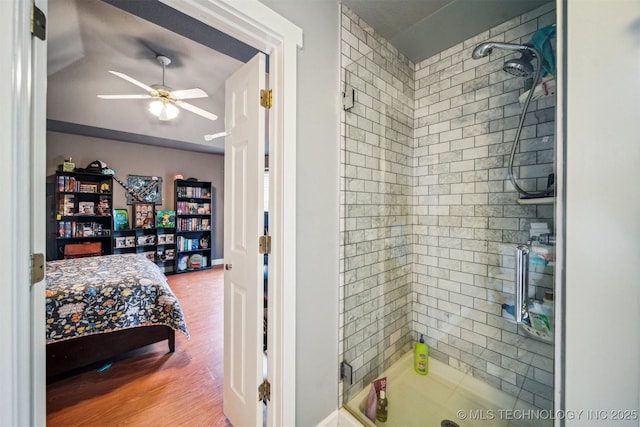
441,421 -> 460,427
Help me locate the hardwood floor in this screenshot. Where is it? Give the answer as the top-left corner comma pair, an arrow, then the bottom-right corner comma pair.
46,266 -> 229,426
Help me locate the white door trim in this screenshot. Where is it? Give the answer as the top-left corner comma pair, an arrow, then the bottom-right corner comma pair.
158,4 -> 301,425
1,0 -> 47,425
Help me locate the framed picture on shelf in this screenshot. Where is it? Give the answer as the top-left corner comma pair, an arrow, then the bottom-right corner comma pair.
156,210 -> 176,228
133,202 -> 155,229
114,208 -> 129,230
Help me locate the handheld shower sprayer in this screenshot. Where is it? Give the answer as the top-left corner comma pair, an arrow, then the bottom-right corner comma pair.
471,41 -> 549,199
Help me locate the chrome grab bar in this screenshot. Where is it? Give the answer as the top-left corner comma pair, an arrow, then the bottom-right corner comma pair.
515,244 -> 530,323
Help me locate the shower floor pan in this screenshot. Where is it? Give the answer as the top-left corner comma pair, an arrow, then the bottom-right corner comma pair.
343,351 -> 551,427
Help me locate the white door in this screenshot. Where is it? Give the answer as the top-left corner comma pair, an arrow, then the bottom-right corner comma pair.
223,52 -> 266,427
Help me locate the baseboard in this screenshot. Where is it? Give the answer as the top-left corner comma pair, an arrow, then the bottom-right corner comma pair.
316,410 -> 339,427
316,408 -> 363,427
212,258 -> 224,266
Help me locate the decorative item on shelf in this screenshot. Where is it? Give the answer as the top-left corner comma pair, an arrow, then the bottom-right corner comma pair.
78,201 -> 95,215
114,208 -> 129,230
85,160 -> 107,174
133,202 -> 155,229
100,180 -> 111,193
199,235 -> 210,249
156,210 -> 176,228
177,254 -> 189,271
188,253 -> 203,269
62,157 -> 75,172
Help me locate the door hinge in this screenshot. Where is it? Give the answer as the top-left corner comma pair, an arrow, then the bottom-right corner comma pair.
258,379 -> 271,401
31,253 -> 45,284
342,86 -> 354,111
260,89 -> 272,109
259,235 -> 271,254
31,3 -> 46,41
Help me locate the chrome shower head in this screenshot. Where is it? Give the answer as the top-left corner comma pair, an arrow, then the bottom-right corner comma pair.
503,50 -> 535,77
471,41 -> 538,78
471,41 -> 531,59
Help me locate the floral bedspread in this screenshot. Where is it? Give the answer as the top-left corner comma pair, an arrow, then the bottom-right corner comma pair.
46,253 -> 189,343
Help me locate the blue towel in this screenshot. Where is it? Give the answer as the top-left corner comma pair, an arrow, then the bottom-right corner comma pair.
528,24 -> 556,77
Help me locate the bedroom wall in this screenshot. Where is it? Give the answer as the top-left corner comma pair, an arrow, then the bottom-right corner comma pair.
46,131 -> 225,261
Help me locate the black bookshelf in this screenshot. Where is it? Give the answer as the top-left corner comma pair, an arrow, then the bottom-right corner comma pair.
174,179 -> 214,273
46,171 -> 114,260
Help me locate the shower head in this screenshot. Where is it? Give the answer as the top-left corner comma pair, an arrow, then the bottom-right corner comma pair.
471,41 -> 539,78
471,41 -> 532,59
503,50 -> 535,77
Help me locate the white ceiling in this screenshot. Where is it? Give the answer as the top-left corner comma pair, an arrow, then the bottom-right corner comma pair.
48,0 -> 552,155
48,0 -> 245,154
342,0 -> 553,63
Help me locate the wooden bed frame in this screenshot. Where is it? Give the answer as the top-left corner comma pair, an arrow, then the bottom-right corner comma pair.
46,325 -> 175,377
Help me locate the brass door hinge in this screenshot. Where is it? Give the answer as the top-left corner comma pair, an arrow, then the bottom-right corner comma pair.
260,89 -> 272,109
32,3 -> 46,40
258,379 -> 271,401
259,235 -> 271,254
31,253 -> 45,284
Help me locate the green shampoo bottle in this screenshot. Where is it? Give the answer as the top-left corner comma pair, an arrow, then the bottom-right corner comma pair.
414,334 -> 428,375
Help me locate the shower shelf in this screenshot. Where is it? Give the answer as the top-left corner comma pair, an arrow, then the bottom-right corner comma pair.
517,196 -> 555,205
520,323 -> 553,344
519,76 -> 556,104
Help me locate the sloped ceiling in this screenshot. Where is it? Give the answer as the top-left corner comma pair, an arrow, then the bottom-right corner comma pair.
47,0 -> 252,154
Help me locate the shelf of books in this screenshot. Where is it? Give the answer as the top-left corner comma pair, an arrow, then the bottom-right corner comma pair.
47,171 -> 114,260
174,179 -> 214,273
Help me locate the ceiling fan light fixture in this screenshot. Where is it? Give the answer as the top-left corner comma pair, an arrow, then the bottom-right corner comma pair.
149,99 -> 179,121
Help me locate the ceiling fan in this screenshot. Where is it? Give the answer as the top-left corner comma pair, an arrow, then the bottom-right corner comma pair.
97,55 -> 218,122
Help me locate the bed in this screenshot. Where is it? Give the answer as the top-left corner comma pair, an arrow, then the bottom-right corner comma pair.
46,253 -> 189,377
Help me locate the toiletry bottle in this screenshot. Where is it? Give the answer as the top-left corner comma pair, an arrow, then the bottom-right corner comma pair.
414,334 -> 428,375
376,389 -> 388,422
542,291 -> 554,333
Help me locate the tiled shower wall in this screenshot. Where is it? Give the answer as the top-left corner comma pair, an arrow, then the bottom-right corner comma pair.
411,3 -> 556,410
340,6 -> 415,402
340,3 -> 556,409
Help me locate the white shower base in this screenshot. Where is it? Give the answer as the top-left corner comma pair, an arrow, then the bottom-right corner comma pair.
341,351 -> 551,427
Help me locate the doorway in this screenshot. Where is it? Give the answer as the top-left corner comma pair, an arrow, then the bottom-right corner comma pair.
4,0 -> 302,425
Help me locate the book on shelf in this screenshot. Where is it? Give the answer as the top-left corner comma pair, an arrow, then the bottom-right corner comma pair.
59,194 -> 75,216
114,208 -> 129,230
97,195 -> 111,216
78,182 -> 98,193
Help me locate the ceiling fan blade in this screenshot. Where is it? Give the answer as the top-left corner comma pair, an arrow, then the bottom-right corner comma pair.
171,88 -> 208,100
204,132 -> 227,141
175,100 -> 218,121
108,70 -> 158,96
97,94 -> 153,99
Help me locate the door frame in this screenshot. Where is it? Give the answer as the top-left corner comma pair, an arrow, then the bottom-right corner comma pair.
2,0 -> 301,425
